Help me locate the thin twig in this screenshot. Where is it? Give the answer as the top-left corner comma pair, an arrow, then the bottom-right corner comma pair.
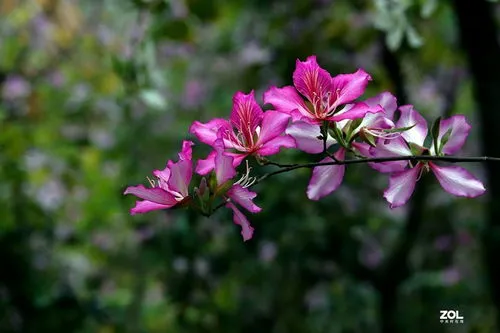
256,155 -> 500,185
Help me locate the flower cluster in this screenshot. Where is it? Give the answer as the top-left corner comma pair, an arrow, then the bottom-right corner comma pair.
124,55 -> 486,241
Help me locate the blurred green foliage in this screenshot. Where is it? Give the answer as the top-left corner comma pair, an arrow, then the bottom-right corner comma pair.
0,0 -> 497,332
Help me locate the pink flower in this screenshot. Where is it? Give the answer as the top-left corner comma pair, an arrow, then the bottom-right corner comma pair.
374,107 -> 485,208
307,148 -> 346,200
263,55 -> 375,124
190,91 -> 296,175
124,141 -> 194,214
343,92 -> 398,159
213,140 -> 261,241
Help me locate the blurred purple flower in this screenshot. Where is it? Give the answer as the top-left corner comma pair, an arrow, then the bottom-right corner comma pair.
135,226 -> 155,242
2,75 -> 31,100
47,71 -> 65,87
359,245 -> 383,269
182,79 -> 207,108
259,241 -> 277,263
92,232 -> 114,251
441,267 -> 461,286
434,235 -> 453,252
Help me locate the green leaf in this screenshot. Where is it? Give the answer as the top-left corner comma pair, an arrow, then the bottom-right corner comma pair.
406,25 -> 424,48
440,128 -> 453,150
408,142 -> 425,156
139,90 -> 167,110
421,0 -> 438,18
381,124 -> 416,134
151,19 -> 191,41
360,131 -> 377,147
386,25 -> 405,51
431,116 -> 441,154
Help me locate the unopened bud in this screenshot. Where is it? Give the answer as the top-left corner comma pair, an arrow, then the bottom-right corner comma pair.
198,177 -> 207,196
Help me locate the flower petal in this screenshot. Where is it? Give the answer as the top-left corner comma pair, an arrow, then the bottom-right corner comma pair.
396,105 -> 428,146
364,92 -> 398,119
383,164 -> 422,208
263,85 -> 310,121
226,202 -> 254,242
307,148 -> 346,200
293,55 -> 332,103
224,151 -> 248,169
331,69 -> 372,106
189,118 -> 231,146
285,121 -> 335,154
438,115 -> 471,155
178,140 -> 194,161
214,139 -> 236,184
195,150 -> 217,175
230,91 -> 263,140
329,102 -> 381,122
124,185 -> 178,206
429,163 -> 486,197
352,142 -> 372,158
130,200 -> 171,215
257,135 -> 296,156
227,184 -> 262,213
153,165 -> 171,183
257,111 -> 291,145
167,159 -> 192,197
368,137 -> 410,173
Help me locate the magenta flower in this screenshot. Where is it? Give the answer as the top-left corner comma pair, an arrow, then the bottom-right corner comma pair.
263,55 -> 375,124
124,141 -> 194,214
307,148 -> 346,200
371,107 -> 486,208
212,140 -> 262,241
190,91 -> 295,175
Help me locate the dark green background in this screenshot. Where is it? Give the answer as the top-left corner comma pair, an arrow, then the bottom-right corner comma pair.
1,0 -> 499,332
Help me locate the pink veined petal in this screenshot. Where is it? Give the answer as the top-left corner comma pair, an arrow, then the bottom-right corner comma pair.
130,200 -> 171,215
367,137 -> 411,172
292,55 -> 332,103
331,68 -> 372,107
189,118 -> 231,146
217,127 -> 247,152
257,135 -> 296,156
256,111 -> 292,145
167,159 -> 192,197
263,85 -> 310,121
153,165 -> 171,184
396,105 -> 428,146
230,91 -> 263,141
307,148 -> 346,201
222,151 -> 248,169
352,142 -> 373,158
226,202 -> 255,242
438,115 -> 471,155
214,139 -> 237,184
429,163 -> 486,198
195,150 -> 217,175
383,164 -> 423,209
363,92 -> 398,119
227,184 -> 262,213
178,140 -> 194,161
285,121 -> 335,154
124,185 -> 178,206
329,102 -> 381,122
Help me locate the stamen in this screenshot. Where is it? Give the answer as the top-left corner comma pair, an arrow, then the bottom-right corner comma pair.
234,160 -> 257,188
415,163 -> 427,181
146,176 -> 157,187
365,128 -> 401,140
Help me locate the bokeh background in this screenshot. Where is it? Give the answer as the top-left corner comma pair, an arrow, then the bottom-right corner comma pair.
2,0 -> 500,332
